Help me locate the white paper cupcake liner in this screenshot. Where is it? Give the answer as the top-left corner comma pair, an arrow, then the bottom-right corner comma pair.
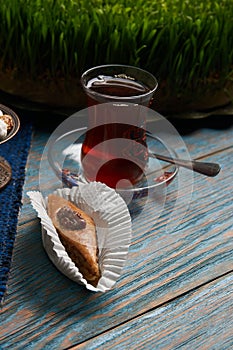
27,182 -> 132,292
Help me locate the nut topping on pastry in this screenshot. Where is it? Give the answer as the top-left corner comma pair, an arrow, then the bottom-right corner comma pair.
57,206 -> 86,231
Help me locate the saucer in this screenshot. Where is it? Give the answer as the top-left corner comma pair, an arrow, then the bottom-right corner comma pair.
47,127 -> 178,201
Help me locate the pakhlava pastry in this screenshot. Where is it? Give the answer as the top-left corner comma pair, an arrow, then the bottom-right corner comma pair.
0,111 -> 14,140
47,194 -> 100,287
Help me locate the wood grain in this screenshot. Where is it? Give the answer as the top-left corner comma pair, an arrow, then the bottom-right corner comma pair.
72,273 -> 233,350
1,123 -> 232,349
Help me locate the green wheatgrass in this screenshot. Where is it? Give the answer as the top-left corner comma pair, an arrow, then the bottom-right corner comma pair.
0,0 -> 232,95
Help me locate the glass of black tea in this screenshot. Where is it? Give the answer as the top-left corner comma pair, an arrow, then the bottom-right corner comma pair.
80,64 -> 158,189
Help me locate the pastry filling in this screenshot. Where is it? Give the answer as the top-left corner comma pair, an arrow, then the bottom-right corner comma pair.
56,206 -> 86,230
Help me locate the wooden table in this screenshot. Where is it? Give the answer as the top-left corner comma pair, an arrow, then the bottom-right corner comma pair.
1,111 -> 233,349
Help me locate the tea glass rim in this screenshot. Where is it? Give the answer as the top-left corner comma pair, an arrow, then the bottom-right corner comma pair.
80,64 -> 158,102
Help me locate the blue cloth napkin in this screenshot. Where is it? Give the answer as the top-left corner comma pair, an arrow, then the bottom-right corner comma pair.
0,119 -> 32,303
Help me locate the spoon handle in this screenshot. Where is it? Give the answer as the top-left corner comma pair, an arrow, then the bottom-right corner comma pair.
189,160 -> 221,177
149,153 -> 221,177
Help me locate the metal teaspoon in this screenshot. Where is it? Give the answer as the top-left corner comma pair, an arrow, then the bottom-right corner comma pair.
147,133 -> 221,177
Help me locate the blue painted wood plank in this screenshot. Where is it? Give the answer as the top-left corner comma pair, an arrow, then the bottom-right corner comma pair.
72,273 -> 233,350
0,124 -> 232,349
